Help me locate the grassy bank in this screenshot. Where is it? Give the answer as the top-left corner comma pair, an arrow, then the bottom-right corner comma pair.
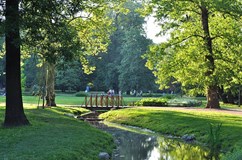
0,106 -> 114,160
100,107 -> 242,153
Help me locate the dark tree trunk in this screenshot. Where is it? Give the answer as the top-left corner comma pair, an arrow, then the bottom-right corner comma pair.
201,5 -> 220,108
4,0 -> 30,127
206,86 -> 220,108
45,63 -> 56,107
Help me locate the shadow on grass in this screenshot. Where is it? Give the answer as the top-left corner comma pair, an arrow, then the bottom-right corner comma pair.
0,106 -> 114,160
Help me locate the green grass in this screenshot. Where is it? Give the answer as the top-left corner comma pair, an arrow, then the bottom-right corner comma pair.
0,94 -> 143,106
1,93 -> 241,159
0,105 -> 114,160
100,107 -> 242,153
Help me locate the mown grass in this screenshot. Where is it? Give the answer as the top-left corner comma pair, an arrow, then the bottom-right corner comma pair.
100,107 -> 242,153
0,106 -> 114,160
1,93 -> 241,159
0,94 -> 143,106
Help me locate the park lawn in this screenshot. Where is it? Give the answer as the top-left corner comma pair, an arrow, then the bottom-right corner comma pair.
0,105 -> 114,160
100,107 -> 242,153
0,94 -> 143,106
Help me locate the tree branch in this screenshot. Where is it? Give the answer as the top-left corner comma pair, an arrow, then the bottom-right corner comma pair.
169,34 -> 204,46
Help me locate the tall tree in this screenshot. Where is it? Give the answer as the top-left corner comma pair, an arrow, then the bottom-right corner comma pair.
55,61 -> 84,92
91,1 -> 157,93
143,0 -> 242,108
21,0 -> 124,106
1,0 -> 126,125
118,2 -> 155,92
4,0 -> 29,126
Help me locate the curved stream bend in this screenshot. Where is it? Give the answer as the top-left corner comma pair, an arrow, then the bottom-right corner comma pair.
98,122 -> 210,160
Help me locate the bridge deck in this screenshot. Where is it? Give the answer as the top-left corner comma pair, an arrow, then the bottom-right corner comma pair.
80,105 -> 129,111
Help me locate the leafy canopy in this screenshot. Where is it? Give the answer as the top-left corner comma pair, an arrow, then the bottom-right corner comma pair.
21,0 -> 127,73
142,0 -> 242,95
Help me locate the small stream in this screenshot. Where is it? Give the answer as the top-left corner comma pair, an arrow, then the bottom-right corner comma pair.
98,122 -> 210,160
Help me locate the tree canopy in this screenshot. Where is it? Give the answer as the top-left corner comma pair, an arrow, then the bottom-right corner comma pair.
2,0 -> 126,126
142,0 -> 242,108
88,1 -> 157,93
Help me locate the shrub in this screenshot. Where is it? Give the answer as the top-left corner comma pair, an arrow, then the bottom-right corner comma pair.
75,91 -> 88,97
222,149 -> 242,160
206,123 -> 222,160
135,98 -> 168,106
167,98 -> 202,107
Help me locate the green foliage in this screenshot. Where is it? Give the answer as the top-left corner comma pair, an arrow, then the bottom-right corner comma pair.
56,61 -> 84,92
75,91 -> 88,97
22,54 -> 42,89
21,71 -> 26,92
141,93 -> 176,98
135,98 -> 168,106
168,98 -> 202,107
117,1 -> 156,92
207,123 -> 222,160
90,0 -> 157,92
135,97 -> 201,107
21,0 -> 125,73
142,0 -> 242,97
222,149 -> 242,160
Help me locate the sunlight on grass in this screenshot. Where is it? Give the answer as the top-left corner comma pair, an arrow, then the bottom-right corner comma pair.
0,105 -> 114,160
100,107 -> 242,153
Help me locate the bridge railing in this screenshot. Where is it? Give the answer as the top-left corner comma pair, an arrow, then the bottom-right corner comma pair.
84,94 -> 123,108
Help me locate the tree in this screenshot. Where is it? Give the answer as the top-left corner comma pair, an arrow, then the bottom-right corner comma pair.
143,0 -> 242,108
23,54 -> 41,89
1,0 -> 126,125
21,0 -> 123,106
118,2 -> 156,92
55,61 -> 83,92
4,0 -> 29,126
91,1 -> 157,93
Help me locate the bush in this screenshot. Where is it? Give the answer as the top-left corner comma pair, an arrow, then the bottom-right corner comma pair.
142,93 -> 164,97
167,98 -> 202,107
75,91 -> 88,97
222,149 -> 242,160
142,93 -> 177,99
135,98 -> 168,106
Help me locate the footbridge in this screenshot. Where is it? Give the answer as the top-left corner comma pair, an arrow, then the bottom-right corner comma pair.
81,93 -> 125,111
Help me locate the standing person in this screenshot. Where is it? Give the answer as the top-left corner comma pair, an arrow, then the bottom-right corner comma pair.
140,90 -> 143,97
85,85 -> 90,92
119,90 -> 122,96
107,89 -> 111,96
111,89 -> 115,96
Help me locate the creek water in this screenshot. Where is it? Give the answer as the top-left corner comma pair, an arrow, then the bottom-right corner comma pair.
99,122 -> 210,160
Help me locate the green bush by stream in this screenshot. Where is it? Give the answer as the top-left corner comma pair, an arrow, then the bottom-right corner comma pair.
134,97 -> 202,107
135,98 -> 168,106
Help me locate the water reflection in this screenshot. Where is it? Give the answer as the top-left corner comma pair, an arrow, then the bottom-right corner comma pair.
102,122 -> 209,160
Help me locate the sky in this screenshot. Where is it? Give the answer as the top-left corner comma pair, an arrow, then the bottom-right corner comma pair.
144,16 -> 169,44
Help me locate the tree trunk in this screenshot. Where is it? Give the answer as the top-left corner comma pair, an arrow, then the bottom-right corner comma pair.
4,0 -> 30,127
206,86 -> 220,108
201,5 -> 220,108
45,63 -> 56,107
